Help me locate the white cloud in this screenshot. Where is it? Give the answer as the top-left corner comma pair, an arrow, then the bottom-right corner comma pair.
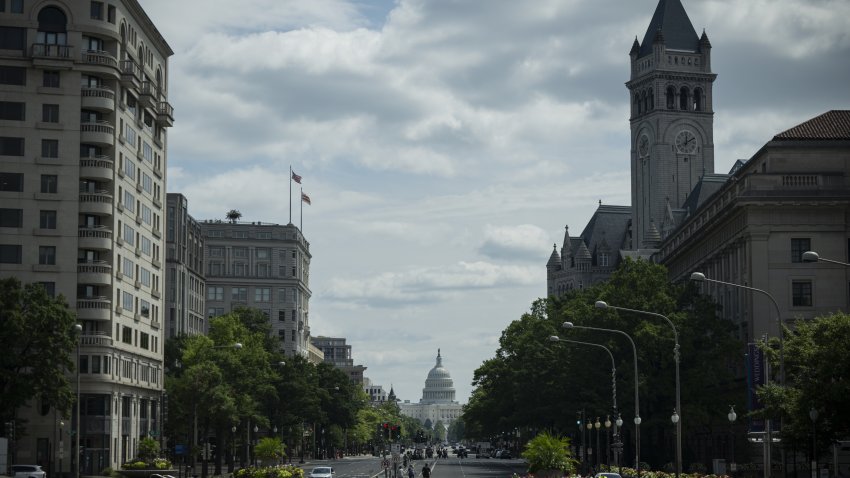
478,224 -> 551,262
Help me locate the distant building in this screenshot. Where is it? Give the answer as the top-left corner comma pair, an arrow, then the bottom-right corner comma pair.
165,193 -> 205,338
310,336 -> 367,384
362,378 -> 388,404
399,350 -> 463,428
0,0 -> 174,472
200,221 -> 312,357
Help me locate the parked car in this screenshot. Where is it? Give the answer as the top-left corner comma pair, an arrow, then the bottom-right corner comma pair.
594,473 -> 621,478
499,450 -> 512,459
308,467 -> 334,478
11,465 -> 46,478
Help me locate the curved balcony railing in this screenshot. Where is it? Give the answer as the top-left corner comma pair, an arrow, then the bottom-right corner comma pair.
80,155 -> 114,170
32,43 -> 72,59
81,85 -> 115,101
78,226 -> 112,240
81,49 -> 118,69
76,297 -> 111,310
77,261 -> 112,275
80,333 -> 113,347
79,191 -> 113,204
80,121 -> 115,136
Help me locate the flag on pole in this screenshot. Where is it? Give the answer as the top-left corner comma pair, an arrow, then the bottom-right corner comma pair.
291,171 -> 302,184
301,192 -> 311,205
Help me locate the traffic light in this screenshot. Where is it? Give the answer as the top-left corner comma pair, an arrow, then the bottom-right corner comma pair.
390,424 -> 399,440
4,421 -> 14,441
382,422 -> 390,439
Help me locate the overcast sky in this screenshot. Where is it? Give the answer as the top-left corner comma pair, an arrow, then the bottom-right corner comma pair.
139,0 -> 850,404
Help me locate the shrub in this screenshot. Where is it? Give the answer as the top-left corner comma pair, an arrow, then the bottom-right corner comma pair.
234,465 -> 304,478
521,431 -> 577,475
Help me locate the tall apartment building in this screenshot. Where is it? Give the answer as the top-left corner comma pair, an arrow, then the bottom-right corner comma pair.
0,0 -> 173,474
165,193 -> 205,338
200,221 -> 312,357
310,336 -> 367,385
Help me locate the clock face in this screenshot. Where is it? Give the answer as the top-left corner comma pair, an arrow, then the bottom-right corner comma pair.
675,130 -> 697,154
638,134 -> 650,157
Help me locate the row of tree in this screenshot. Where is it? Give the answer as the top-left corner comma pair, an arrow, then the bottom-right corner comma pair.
461,259 -> 850,471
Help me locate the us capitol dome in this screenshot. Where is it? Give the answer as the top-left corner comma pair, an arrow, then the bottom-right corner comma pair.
398,349 -> 464,427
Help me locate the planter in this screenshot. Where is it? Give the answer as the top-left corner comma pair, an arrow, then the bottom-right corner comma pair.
533,470 -> 563,478
119,469 -> 178,478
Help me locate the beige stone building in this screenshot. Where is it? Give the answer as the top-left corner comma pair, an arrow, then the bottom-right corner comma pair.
199,221 -> 312,358
0,0 -> 173,474
165,193 -> 205,338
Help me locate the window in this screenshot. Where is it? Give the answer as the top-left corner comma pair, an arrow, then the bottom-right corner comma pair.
234,230 -> 247,238
91,355 -> 100,374
256,248 -> 269,259
123,224 -> 135,246
231,287 -> 247,301
42,70 -> 59,87
141,204 -> 152,225
0,101 -> 25,121
233,248 -> 247,258
208,307 -> 224,317
792,281 -> 813,307
38,246 -> 56,265
40,174 -> 57,193
0,27 -> 26,50
39,210 -> 57,229
598,253 -> 609,267
124,190 -> 135,213
122,257 -> 134,279
257,232 -> 271,239
140,332 -> 149,349
122,291 -> 133,311
139,267 -> 151,287
0,172 -> 23,191
107,5 -> 115,23
0,244 -> 21,263
79,355 -> 89,374
207,287 -> 223,301
140,299 -> 150,317
41,139 -> 58,158
791,238 -> 811,263
291,329 -> 296,341
123,155 -> 136,179
0,66 -> 26,85
38,282 -> 56,297
140,236 -> 151,255
9,0 -> 23,13
142,173 -> 152,193
0,208 -> 22,227
278,310 -> 285,322
255,287 -> 271,302
209,262 -> 223,276
0,137 -> 24,156
90,1 -> 104,20
122,326 -> 132,344
42,104 -> 59,123
209,247 -> 223,257
233,262 -> 246,276
142,142 -> 153,163
125,125 -> 137,146
278,288 -> 287,302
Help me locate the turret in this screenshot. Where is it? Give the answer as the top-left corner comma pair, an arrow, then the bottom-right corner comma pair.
547,244 -> 561,272
560,225 -> 572,269
699,29 -> 712,71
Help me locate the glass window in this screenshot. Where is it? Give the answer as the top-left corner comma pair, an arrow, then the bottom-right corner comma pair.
0,137 -> 24,156
123,224 -> 135,246
792,281 -> 813,307
42,104 -> 59,123
38,246 -> 56,265
140,236 -> 151,255
122,325 -> 132,343
140,267 -> 151,287
0,66 -> 26,85
39,210 -> 57,229
791,238 -> 811,263
90,1 -> 104,20
207,286 -> 223,301
140,299 -> 150,317
122,257 -> 134,279
231,287 -> 247,301
278,310 -> 285,322
40,174 -> 57,193
0,101 -> 25,120
140,332 -> 149,349
41,139 -> 58,158
0,244 -> 22,263
39,282 -> 56,297
0,208 -> 23,228
124,190 -> 135,213
255,287 -> 271,302
0,172 -> 23,191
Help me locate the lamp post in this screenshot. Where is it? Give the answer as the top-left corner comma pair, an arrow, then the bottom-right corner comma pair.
690,272 -> 781,478
548,336 -> 618,417
596,300 -> 681,478
73,324 -> 82,478
728,406 -> 737,475
59,419 -> 65,478
587,421 -> 593,473
802,251 -> 850,267
230,425 -> 237,472
604,415 -> 612,468
809,408 -> 818,478
563,322 -> 641,478
616,414 -> 624,474
595,418 -> 601,471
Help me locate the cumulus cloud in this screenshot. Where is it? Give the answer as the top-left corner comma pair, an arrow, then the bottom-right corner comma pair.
478,224 -> 551,262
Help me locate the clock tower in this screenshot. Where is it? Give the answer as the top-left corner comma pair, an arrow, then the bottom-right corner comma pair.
626,0 -> 716,249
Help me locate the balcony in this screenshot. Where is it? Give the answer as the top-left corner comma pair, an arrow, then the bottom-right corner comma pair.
80,121 -> 115,147
78,226 -> 112,250
151,289 -> 161,299
79,155 -> 114,181
79,191 -> 113,216
79,333 -> 113,348
77,261 -> 112,286
76,297 -> 112,321
31,43 -> 74,67
155,101 -> 174,127
139,81 -> 156,107
79,50 -> 119,79
152,228 -> 161,239
120,59 -> 142,89
81,86 -> 115,112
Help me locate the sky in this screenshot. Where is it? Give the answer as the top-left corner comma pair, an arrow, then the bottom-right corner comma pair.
139,0 -> 850,404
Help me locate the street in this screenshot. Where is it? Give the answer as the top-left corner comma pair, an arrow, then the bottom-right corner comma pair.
298,455 -> 528,478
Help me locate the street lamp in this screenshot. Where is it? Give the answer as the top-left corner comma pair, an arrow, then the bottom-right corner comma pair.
728,406 -> 737,475
230,425 -> 237,472
548,336 -> 618,416
802,251 -> 850,267
604,416 -> 612,468
594,417 -> 601,471
810,408 -> 818,478
596,300 -> 682,478
690,271 -> 780,478
72,324 -> 82,478
616,414 -> 624,474
563,322 -> 641,478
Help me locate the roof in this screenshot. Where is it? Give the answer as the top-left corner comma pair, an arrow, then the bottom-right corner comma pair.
680,174 -> 729,216
639,0 -> 700,58
579,205 -> 632,252
773,110 -> 850,141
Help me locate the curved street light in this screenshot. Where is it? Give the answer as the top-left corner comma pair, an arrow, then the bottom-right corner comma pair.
563,321 -> 642,478
802,251 -> 850,267
691,272 -> 780,478
596,300 -> 682,478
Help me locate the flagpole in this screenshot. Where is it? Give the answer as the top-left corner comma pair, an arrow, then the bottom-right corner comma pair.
289,165 -> 292,224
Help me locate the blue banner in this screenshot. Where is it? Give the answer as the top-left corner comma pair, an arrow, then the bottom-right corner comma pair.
747,343 -> 766,433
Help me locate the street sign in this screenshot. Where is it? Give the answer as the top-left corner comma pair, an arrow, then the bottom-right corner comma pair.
391,444 -> 401,454
174,444 -> 187,455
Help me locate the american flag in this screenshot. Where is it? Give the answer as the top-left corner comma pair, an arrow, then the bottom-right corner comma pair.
301,192 -> 311,205
291,171 -> 302,184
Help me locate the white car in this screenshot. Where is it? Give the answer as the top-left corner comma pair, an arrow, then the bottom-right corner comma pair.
11,465 -> 46,478
308,467 -> 334,478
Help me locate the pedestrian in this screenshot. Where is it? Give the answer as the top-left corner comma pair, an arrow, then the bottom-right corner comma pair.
422,463 -> 431,478
408,464 -> 415,478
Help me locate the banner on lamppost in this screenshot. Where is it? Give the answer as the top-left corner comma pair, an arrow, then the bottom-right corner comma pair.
746,343 -> 765,434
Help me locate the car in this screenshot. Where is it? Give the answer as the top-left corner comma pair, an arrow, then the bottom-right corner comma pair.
11,465 -> 46,478
476,449 -> 490,458
499,450 -> 512,459
594,473 -> 622,478
308,467 -> 334,478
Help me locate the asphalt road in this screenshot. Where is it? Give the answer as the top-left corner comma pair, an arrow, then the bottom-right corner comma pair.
298,455 -> 528,478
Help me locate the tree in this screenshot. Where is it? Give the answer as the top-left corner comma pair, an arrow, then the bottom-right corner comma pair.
0,278 -> 78,428
226,209 -> 242,222
447,418 -> 465,443
759,312 -> 850,453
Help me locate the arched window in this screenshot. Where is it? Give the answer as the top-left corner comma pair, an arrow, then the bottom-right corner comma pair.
647,88 -> 654,111
137,45 -> 144,64
693,87 -> 703,111
679,86 -> 689,111
37,7 -> 68,45
666,86 -> 675,109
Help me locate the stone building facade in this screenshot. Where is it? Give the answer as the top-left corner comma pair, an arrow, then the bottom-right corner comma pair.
165,193 -> 205,338
399,350 -> 463,429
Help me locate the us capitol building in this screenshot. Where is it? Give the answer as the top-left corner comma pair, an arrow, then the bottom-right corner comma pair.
399,350 -> 464,429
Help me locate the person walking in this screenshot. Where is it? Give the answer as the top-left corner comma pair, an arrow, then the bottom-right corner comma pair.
407,464 -> 415,478
422,463 -> 431,478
